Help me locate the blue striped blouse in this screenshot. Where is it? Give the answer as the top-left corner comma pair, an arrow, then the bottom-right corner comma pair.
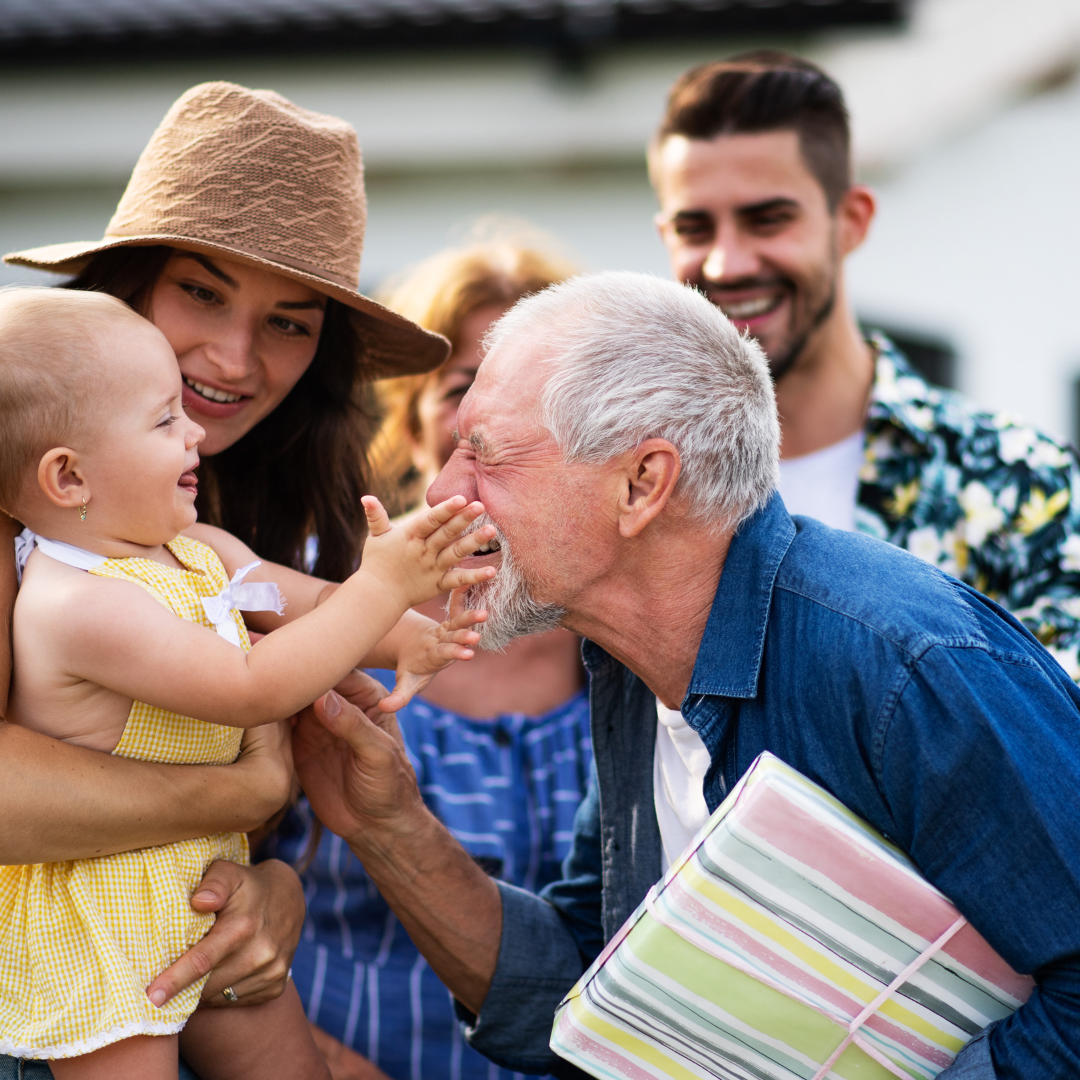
264,676 -> 592,1080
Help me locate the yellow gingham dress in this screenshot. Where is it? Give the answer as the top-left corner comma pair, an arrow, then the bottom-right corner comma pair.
0,537 -> 249,1059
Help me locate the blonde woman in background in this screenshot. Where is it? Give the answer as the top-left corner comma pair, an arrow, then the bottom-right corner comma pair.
262,239 -> 591,1080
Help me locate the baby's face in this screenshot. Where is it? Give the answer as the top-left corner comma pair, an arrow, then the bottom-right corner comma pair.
78,319 -> 206,546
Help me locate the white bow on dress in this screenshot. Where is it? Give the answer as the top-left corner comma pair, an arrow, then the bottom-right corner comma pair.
200,561 -> 285,647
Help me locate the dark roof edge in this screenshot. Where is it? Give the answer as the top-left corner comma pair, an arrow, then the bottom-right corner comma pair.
0,2 -> 908,68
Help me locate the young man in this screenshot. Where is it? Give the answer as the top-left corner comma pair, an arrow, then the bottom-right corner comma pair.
649,51 -> 1080,675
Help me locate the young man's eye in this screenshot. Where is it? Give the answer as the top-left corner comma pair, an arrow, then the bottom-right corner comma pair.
674,223 -> 713,243
749,212 -> 795,231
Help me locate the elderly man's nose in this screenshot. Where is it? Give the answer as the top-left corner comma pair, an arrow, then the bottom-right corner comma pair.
426,450 -> 478,508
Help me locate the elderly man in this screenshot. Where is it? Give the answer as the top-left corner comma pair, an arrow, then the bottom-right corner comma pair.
293,273 -> 1080,1079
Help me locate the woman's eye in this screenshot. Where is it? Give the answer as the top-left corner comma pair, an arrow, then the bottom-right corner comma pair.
268,316 -> 309,336
181,283 -> 218,304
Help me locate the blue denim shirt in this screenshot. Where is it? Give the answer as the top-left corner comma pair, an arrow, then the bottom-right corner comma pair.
464,493 -> 1080,1079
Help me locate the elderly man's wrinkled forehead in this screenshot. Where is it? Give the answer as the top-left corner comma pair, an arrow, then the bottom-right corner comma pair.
464,337 -> 553,433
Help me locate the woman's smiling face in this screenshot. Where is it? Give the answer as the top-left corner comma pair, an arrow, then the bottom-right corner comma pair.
146,250 -> 328,456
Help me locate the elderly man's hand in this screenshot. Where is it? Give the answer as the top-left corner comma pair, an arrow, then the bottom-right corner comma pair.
294,668 -> 502,1015
292,669 -> 425,852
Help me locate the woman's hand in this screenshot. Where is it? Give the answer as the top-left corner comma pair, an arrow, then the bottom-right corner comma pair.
233,718 -> 294,822
146,858 -> 305,1009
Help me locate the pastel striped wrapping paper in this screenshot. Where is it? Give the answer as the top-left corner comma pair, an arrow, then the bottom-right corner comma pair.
550,752 -> 1033,1080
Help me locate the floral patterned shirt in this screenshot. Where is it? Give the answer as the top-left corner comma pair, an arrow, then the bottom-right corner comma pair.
858,335 -> 1080,677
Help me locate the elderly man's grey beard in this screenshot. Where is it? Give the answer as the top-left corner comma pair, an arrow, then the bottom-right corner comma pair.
458,517 -> 565,651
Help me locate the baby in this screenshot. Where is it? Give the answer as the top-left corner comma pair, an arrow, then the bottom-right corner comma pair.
0,288 -> 497,1079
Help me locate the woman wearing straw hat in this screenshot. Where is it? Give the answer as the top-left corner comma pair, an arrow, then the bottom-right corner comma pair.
0,82 -> 447,1080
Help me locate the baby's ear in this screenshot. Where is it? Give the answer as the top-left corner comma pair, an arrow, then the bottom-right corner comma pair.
37,448 -> 87,509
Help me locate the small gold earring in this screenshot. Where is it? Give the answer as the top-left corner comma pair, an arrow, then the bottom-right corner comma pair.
79,498 -> 87,522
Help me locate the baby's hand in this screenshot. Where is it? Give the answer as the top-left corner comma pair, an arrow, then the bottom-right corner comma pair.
360,495 -> 497,610
380,592 -> 489,713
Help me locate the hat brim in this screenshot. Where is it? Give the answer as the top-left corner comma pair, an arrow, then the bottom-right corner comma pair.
4,235 -> 450,379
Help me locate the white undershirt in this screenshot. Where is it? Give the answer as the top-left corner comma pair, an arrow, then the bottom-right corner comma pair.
653,699 -> 711,873
650,433 -> 865,873
777,429 -> 864,532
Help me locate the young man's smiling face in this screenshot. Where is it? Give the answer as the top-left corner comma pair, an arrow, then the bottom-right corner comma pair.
653,128 -> 850,380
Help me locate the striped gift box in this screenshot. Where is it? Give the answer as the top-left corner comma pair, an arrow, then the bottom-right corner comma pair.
550,752 -> 1033,1080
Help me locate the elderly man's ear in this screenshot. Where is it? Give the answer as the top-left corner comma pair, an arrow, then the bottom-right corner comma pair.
617,439 -> 682,539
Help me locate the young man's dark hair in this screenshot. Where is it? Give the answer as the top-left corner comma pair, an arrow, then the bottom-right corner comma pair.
655,51 -> 851,210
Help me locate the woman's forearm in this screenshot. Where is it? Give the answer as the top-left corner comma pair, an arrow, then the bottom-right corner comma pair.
0,721 -> 291,864
0,512 -> 20,718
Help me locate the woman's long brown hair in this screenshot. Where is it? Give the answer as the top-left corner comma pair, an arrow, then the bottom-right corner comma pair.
62,246 -> 378,582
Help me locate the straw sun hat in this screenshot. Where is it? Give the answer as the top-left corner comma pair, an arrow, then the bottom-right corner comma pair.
4,81 -> 449,377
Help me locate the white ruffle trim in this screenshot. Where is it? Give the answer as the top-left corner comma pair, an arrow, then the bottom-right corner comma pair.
0,1016 -> 188,1059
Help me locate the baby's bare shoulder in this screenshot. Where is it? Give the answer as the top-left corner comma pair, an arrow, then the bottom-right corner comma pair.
15,553 -> 156,637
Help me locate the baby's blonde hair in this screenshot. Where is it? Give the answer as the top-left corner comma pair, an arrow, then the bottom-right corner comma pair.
0,287 -> 146,513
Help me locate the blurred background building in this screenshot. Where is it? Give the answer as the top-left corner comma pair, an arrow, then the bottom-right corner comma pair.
1,0 -> 1079,439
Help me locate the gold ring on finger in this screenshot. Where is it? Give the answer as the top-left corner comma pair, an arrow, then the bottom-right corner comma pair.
222,986 -> 239,1003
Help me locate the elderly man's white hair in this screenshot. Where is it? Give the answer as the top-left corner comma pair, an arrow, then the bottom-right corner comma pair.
486,271 -> 780,531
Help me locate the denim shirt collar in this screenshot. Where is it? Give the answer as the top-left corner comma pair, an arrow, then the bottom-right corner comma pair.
581,491 -> 795,706
684,491 -> 794,703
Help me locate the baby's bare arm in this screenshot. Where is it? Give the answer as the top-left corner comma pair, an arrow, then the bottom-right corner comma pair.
358,608 -> 438,670
179,980 -> 329,1080
51,570 -> 399,727
189,526 -> 462,679
54,499 -> 496,728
